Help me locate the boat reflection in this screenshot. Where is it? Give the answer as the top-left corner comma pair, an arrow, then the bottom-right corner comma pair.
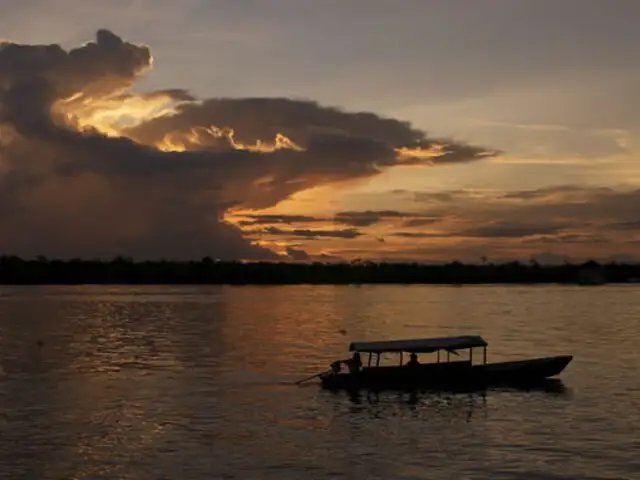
322,378 -> 569,421
327,377 -> 568,399
330,388 -> 489,423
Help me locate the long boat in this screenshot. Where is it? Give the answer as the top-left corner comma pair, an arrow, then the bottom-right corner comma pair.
317,335 -> 573,391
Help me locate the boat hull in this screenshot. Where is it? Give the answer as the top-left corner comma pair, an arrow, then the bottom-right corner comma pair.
319,355 -> 573,391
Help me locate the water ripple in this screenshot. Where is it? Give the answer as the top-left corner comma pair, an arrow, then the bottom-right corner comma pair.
0,284 -> 638,479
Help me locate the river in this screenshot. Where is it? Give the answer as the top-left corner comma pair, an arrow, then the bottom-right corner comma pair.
0,285 -> 638,479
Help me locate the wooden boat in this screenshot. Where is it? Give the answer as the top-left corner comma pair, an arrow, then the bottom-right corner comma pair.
318,335 -> 573,391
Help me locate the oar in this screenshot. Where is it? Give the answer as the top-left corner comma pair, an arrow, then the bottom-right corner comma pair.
294,369 -> 330,385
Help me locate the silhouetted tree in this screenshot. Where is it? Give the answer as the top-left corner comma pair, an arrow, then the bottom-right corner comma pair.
0,253 -> 637,285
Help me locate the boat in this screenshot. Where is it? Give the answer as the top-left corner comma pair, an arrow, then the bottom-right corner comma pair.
316,335 -> 573,391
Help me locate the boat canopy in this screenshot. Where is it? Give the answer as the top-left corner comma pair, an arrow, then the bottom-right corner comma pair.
349,335 -> 488,354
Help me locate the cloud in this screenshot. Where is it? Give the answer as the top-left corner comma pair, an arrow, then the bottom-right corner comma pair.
372,185 -> 640,262
393,232 -> 443,239
234,210 -> 444,228
413,190 -> 479,203
339,210 -> 444,228
408,185 -> 640,231
255,226 -> 362,239
401,217 -> 442,228
464,122 -> 629,161
333,210 -> 404,227
236,214 -> 325,226
498,185 -> 590,201
284,246 -> 310,261
608,220 -> 640,231
0,30 -> 496,260
455,222 -> 565,239
392,222 -> 563,239
522,233 -> 606,244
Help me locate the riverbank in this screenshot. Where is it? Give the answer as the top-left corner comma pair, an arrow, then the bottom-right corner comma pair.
1,256 -> 637,285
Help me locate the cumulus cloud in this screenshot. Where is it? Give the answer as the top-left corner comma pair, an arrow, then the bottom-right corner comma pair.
0,30 -> 496,260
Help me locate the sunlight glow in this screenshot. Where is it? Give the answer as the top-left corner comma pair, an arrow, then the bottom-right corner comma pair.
53,90 -> 185,138
52,91 -> 454,162
158,126 -> 305,153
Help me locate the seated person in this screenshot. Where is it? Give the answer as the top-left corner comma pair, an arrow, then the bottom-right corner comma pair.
344,352 -> 362,373
407,352 -> 420,366
330,361 -> 342,374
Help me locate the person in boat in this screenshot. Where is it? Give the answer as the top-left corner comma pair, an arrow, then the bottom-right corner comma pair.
407,352 -> 420,366
330,361 -> 341,374
343,352 -> 362,373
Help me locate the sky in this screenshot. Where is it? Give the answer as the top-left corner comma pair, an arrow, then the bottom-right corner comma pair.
1,0 -> 640,263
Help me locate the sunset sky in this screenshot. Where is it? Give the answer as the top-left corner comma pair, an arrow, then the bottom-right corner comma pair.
1,0 -> 639,263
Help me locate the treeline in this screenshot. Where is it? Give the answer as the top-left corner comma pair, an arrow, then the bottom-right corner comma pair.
0,255 -> 639,285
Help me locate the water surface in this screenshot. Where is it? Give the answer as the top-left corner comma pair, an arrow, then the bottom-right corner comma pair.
0,285 -> 638,479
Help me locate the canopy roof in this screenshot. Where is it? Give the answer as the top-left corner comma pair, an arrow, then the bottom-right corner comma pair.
349,335 -> 488,354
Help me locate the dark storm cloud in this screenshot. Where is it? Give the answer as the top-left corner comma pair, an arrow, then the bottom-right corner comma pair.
127,97 -> 416,145
237,214 -> 324,226
0,30 -> 495,260
236,210 -> 444,228
393,232 -> 443,239
333,210 -> 405,227
259,227 -> 363,239
334,210 -> 445,227
124,96 -> 499,169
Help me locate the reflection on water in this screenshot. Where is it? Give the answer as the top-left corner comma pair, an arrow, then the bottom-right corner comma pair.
342,378 -> 570,405
343,389 -> 489,424
0,285 -> 639,479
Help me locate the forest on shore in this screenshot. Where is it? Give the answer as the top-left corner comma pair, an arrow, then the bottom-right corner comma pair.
0,255 -> 638,285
